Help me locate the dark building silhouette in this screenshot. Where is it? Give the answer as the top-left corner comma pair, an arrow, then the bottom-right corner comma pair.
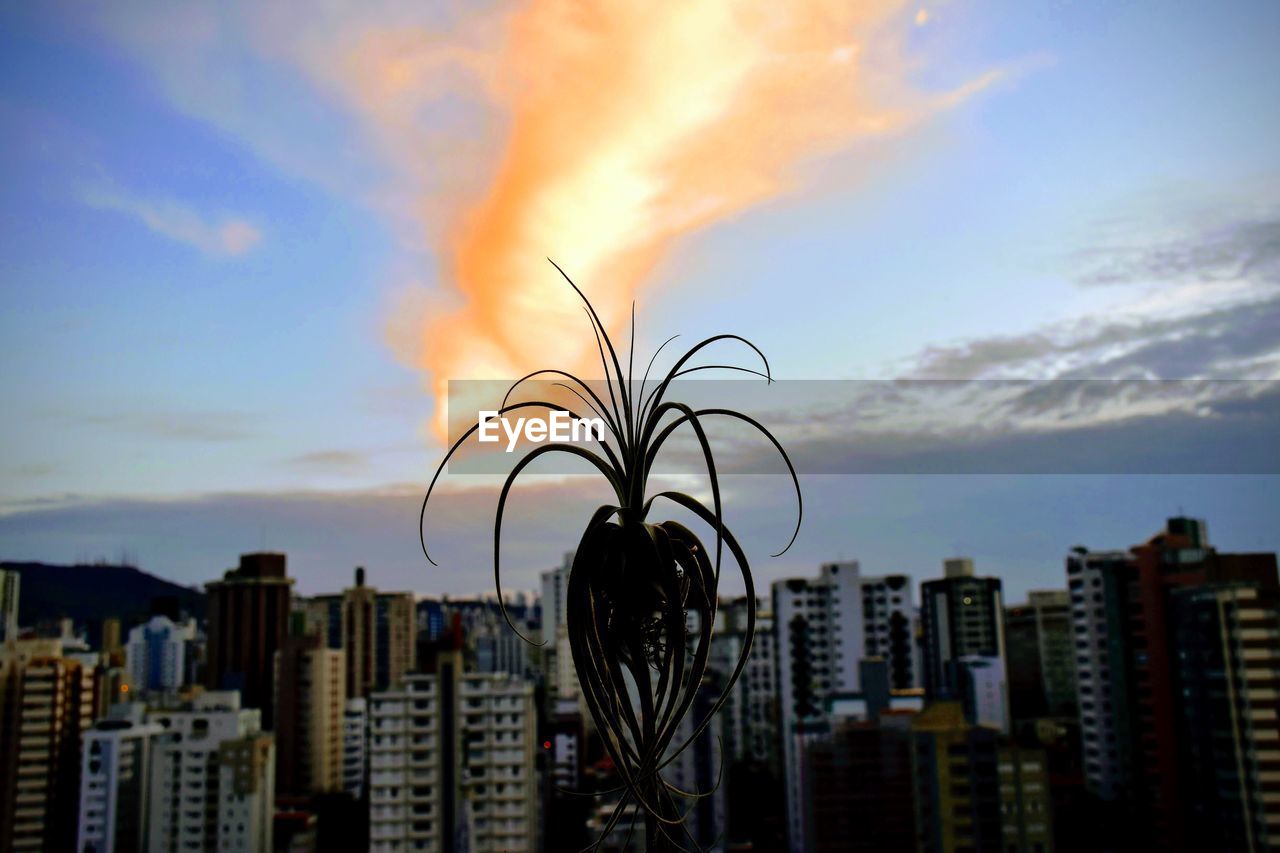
1171,581 -> 1280,851
274,626 -> 344,796
303,567 -> 416,699
205,552 -> 293,727
1067,516 -> 1279,852
1005,591 -> 1076,722
911,702 -> 1004,852
921,558 -> 1006,702
804,718 -> 915,851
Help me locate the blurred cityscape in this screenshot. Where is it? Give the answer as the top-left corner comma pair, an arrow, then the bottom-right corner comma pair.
1,514 -> 1277,852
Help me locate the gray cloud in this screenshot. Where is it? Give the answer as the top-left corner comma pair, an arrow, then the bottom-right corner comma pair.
912,295 -> 1280,381
1074,214 -> 1280,287
2,475 -> 1278,606
284,450 -> 371,473
913,210 -> 1280,381
625,207 -> 1280,478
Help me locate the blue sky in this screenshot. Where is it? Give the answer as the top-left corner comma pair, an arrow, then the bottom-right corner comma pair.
1,1 -> 1277,598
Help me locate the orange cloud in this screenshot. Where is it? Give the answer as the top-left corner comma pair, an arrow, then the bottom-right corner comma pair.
359,0 -> 997,437
94,0 -> 999,438
88,1 -> 999,440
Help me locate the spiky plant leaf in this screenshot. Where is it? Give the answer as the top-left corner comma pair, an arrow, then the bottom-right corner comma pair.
421,261 -> 801,851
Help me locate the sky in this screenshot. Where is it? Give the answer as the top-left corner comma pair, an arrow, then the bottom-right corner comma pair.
1,0 -> 1278,601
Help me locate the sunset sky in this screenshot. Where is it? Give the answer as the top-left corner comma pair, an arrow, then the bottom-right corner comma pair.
2,1 -> 1277,598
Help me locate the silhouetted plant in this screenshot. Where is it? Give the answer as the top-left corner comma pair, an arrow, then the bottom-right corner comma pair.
421,261 -> 801,851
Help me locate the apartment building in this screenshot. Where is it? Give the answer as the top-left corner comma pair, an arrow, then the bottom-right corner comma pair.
1066,516 -> 1279,851
1171,582 -> 1280,850
304,567 -> 416,699
0,638 -> 95,851
77,704 -> 165,852
146,691 -> 274,852
368,650 -> 538,853
125,615 -> 196,694
1005,590 -> 1077,721
920,558 -> 1006,703
773,561 -> 864,852
274,631 -> 345,795
343,697 -> 368,799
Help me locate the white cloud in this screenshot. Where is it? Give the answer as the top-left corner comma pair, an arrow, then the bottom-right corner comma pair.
82,186 -> 262,258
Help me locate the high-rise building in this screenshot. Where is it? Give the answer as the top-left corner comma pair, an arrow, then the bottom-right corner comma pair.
955,654 -> 1010,733
124,614 -> 195,693
0,638 -> 95,852
921,558 -> 1006,702
539,553 -> 573,642
369,648 -> 463,851
1170,581 -> 1280,851
146,691 -> 275,851
859,574 -> 918,690
997,744 -> 1055,853
546,709 -> 583,793
216,733 -> 276,852
76,704 -> 166,853
205,553 -> 294,726
472,617 -> 533,680
458,672 -> 538,851
803,717 -> 916,852
0,568 -> 19,641
1005,590 -> 1077,721
543,708 -> 590,852
710,598 -> 778,770
1063,546 -> 1130,803
368,651 -> 538,852
662,674 -> 726,848
773,561 -> 864,852
101,617 -> 123,665
305,567 -> 416,699
274,631 -> 345,795
1066,516 -> 1279,851
343,698 -> 368,799
538,554 -> 579,709
910,701 -> 1004,853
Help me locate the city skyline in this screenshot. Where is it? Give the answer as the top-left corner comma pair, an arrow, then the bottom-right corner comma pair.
3,2 -> 1279,601
4,512 -> 1278,851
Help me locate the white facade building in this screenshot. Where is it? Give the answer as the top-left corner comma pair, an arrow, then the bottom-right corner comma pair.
77,706 -> 166,853
459,672 -> 538,851
368,655 -> 538,853
343,697 -> 368,799
539,554 -> 580,708
773,561 -> 865,853
369,671 -> 449,852
858,573 -> 919,690
538,553 -> 572,641
145,691 -> 274,852
125,615 -> 195,693
1066,547 -> 1131,801
956,654 -> 1010,733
